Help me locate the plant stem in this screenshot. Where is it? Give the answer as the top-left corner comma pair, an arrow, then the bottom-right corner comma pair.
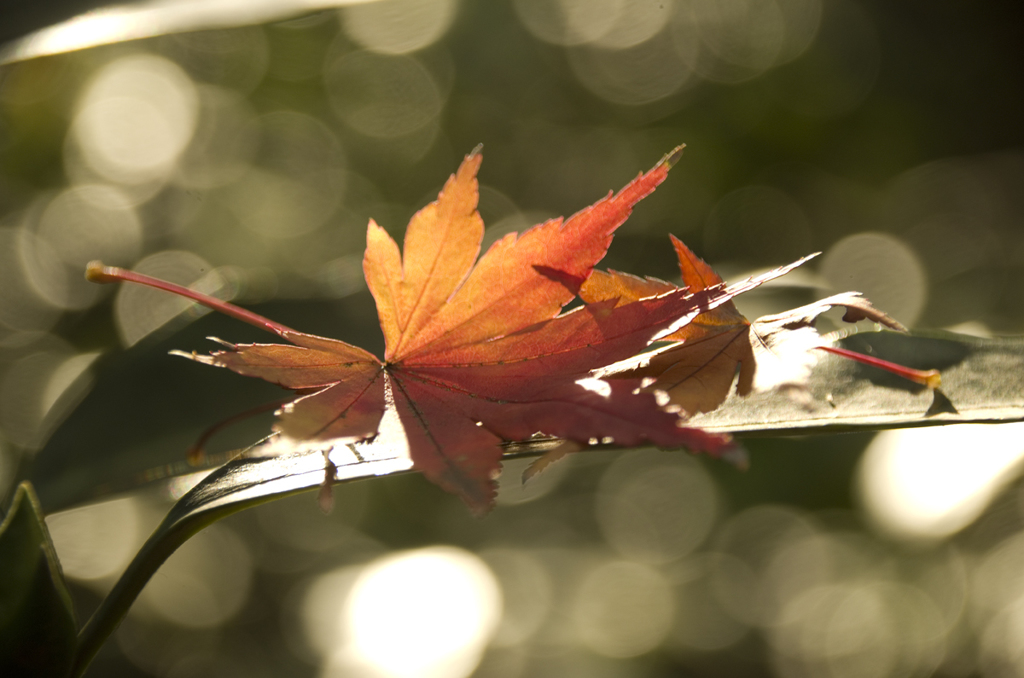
86,261 -> 298,337
817,345 -> 942,389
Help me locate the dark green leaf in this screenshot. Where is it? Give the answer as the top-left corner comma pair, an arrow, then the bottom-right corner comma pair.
0,482 -> 76,678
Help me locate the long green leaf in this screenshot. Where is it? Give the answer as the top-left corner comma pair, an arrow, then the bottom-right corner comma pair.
693,329 -> 1024,433
1,0 -> 384,64
69,328 -> 1024,676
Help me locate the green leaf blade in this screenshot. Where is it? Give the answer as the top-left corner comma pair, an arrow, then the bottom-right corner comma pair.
692,330 -> 1024,434
0,482 -> 77,678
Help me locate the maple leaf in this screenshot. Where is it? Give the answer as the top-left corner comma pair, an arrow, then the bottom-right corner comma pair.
582,236 -> 909,415
89,147 -> 772,513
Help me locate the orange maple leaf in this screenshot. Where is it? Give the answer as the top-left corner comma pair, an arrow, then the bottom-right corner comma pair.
88,148 -> 785,512
583,237 -> 909,415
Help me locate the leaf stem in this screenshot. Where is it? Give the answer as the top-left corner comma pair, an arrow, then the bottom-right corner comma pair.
186,399 -> 290,465
86,261 -> 297,337
817,345 -> 942,389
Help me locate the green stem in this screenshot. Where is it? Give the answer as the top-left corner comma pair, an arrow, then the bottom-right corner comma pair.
71,512 -> 201,677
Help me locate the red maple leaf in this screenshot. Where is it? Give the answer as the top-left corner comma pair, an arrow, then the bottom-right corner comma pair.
88,147 -> 773,512
582,236 -> 928,416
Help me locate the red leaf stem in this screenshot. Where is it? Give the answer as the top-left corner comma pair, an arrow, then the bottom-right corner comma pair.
817,345 -> 941,389
86,261 -> 296,337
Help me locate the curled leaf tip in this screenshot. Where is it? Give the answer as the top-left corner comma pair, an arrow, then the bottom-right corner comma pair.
207,336 -> 237,350
790,252 -> 821,266
85,260 -> 117,283
169,349 -> 216,366
318,453 -> 338,514
662,144 -> 686,170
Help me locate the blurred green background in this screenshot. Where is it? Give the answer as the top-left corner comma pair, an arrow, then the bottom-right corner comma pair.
2,0 -> 1024,676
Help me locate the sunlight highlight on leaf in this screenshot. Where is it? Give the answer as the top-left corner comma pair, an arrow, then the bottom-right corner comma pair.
576,377 -> 612,398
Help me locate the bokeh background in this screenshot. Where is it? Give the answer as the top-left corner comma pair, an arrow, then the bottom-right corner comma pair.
3,0 -> 1024,676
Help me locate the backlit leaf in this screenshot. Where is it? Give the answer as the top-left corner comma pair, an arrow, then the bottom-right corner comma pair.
89,147 -> 803,512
